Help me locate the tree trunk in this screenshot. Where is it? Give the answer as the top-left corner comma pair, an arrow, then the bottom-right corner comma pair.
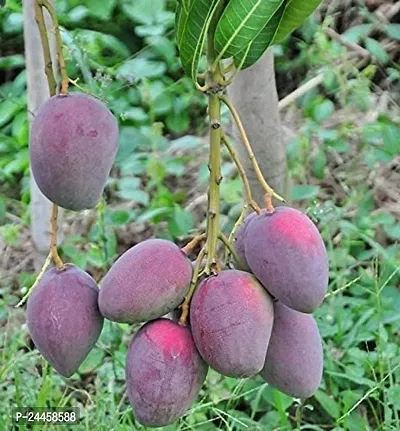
228,50 -> 288,205
23,0 -> 63,267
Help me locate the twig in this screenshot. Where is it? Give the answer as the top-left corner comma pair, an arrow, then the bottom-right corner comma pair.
179,246 -> 207,326
324,27 -> 370,58
278,74 -> 325,110
182,233 -> 206,255
39,0 -> 69,94
222,132 -> 261,214
34,2 -> 56,96
228,207 -> 246,246
219,94 -> 285,204
218,233 -> 246,270
49,203 -> 64,270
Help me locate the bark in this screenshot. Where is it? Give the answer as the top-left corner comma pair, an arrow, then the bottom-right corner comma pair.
228,50 -> 288,206
23,0 -> 63,266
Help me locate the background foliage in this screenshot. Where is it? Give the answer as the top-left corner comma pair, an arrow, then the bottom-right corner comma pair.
0,0 -> 400,429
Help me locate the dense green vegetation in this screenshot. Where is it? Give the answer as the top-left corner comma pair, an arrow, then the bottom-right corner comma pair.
1,0 -> 399,429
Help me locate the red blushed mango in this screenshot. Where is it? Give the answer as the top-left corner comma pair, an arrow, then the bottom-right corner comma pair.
260,302 -> 323,398
190,270 -> 274,377
126,319 -> 207,427
245,207 -> 329,313
98,239 -> 192,323
234,211 -> 256,270
30,93 -> 119,211
27,264 -> 104,377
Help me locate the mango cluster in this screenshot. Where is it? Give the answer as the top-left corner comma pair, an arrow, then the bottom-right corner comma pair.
26,205 -> 327,427
26,99 -> 327,428
234,206 -> 327,397
27,239 -> 203,427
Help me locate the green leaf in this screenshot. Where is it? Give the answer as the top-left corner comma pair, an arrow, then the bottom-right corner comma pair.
110,210 -> 131,226
221,178 -> 242,205
121,189 -> 149,205
384,223 -> 400,240
215,0 -> 284,60
123,0 -> 173,27
385,23 -> 400,41
291,184 -> 320,201
86,0 -> 116,20
314,390 -> 340,419
0,99 -> 23,127
0,54 -> 25,69
234,5 -> 285,69
365,38 -> 389,64
342,24 -> 372,44
272,0 -> 322,44
178,0 -> 219,80
312,99 -> 335,123
117,58 -> 167,80
78,348 -> 105,374
168,205 -> 194,237
175,0 -> 185,49
312,148 -> 326,179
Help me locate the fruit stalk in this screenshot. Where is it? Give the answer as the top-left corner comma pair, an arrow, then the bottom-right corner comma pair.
219,94 -> 285,205
179,246 -> 207,326
182,233 -> 207,255
50,203 -> 64,269
38,0 -> 69,94
33,1 -> 56,96
218,233 -> 246,270
221,132 -> 261,214
34,0 -> 64,270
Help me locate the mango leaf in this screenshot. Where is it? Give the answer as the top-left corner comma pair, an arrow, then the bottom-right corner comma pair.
234,5 -> 285,69
215,0 -> 284,59
175,0 -> 185,49
272,0 -> 322,44
178,0 -> 219,81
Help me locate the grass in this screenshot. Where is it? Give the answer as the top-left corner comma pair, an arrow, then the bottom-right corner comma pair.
1,203 -> 399,431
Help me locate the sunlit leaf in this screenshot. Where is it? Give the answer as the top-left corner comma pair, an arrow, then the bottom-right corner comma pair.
215,0 -> 284,59
234,5 -> 284,69
177,0 -> 219,81
272,0 -> 322,44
